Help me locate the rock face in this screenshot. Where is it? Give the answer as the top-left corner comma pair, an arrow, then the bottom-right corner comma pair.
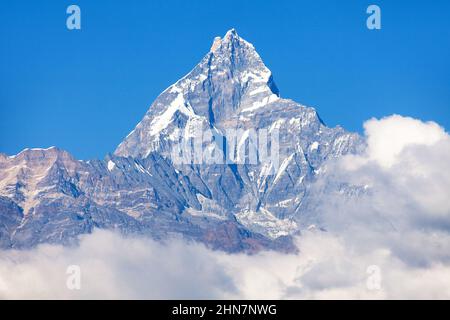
0,29 -> 363,252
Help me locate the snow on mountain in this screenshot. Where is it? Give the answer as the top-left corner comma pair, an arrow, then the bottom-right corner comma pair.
0,29 -> 363,252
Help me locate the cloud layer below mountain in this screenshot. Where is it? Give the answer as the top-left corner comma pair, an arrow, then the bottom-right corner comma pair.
1,115 -> 449,299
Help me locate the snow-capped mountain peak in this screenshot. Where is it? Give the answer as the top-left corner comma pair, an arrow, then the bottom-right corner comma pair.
113,29 -> 362,240
1,29 -> 363,252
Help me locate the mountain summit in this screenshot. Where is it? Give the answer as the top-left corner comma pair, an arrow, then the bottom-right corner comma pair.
0,30 -> 363,252
115,29 -> 280,158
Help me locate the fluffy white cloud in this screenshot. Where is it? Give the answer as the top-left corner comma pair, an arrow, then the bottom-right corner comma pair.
1,229 -> 449,299
363,114 -> 448,168
334,115 -> 450,223
0,232 -> 236,299
0,115 -> 449,299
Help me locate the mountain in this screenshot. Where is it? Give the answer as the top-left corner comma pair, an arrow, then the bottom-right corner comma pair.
0,29 -> 363,252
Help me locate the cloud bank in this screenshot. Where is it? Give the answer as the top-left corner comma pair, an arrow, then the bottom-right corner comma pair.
1,115 -> 449,299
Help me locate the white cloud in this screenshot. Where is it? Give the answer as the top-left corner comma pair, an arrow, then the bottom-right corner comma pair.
364,114 -> 448,168
0,231 -> 236,299
0,115 -> 449,299
1,229 -> 449,299
334,115 -> 450,223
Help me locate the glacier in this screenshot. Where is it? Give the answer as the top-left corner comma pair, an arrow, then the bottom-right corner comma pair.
0,29 -> 364,253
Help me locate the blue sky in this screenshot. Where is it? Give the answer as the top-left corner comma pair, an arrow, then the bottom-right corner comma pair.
1,0 -> 449,159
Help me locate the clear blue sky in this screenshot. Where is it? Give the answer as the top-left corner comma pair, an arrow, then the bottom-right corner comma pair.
1,0 -> 449,159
